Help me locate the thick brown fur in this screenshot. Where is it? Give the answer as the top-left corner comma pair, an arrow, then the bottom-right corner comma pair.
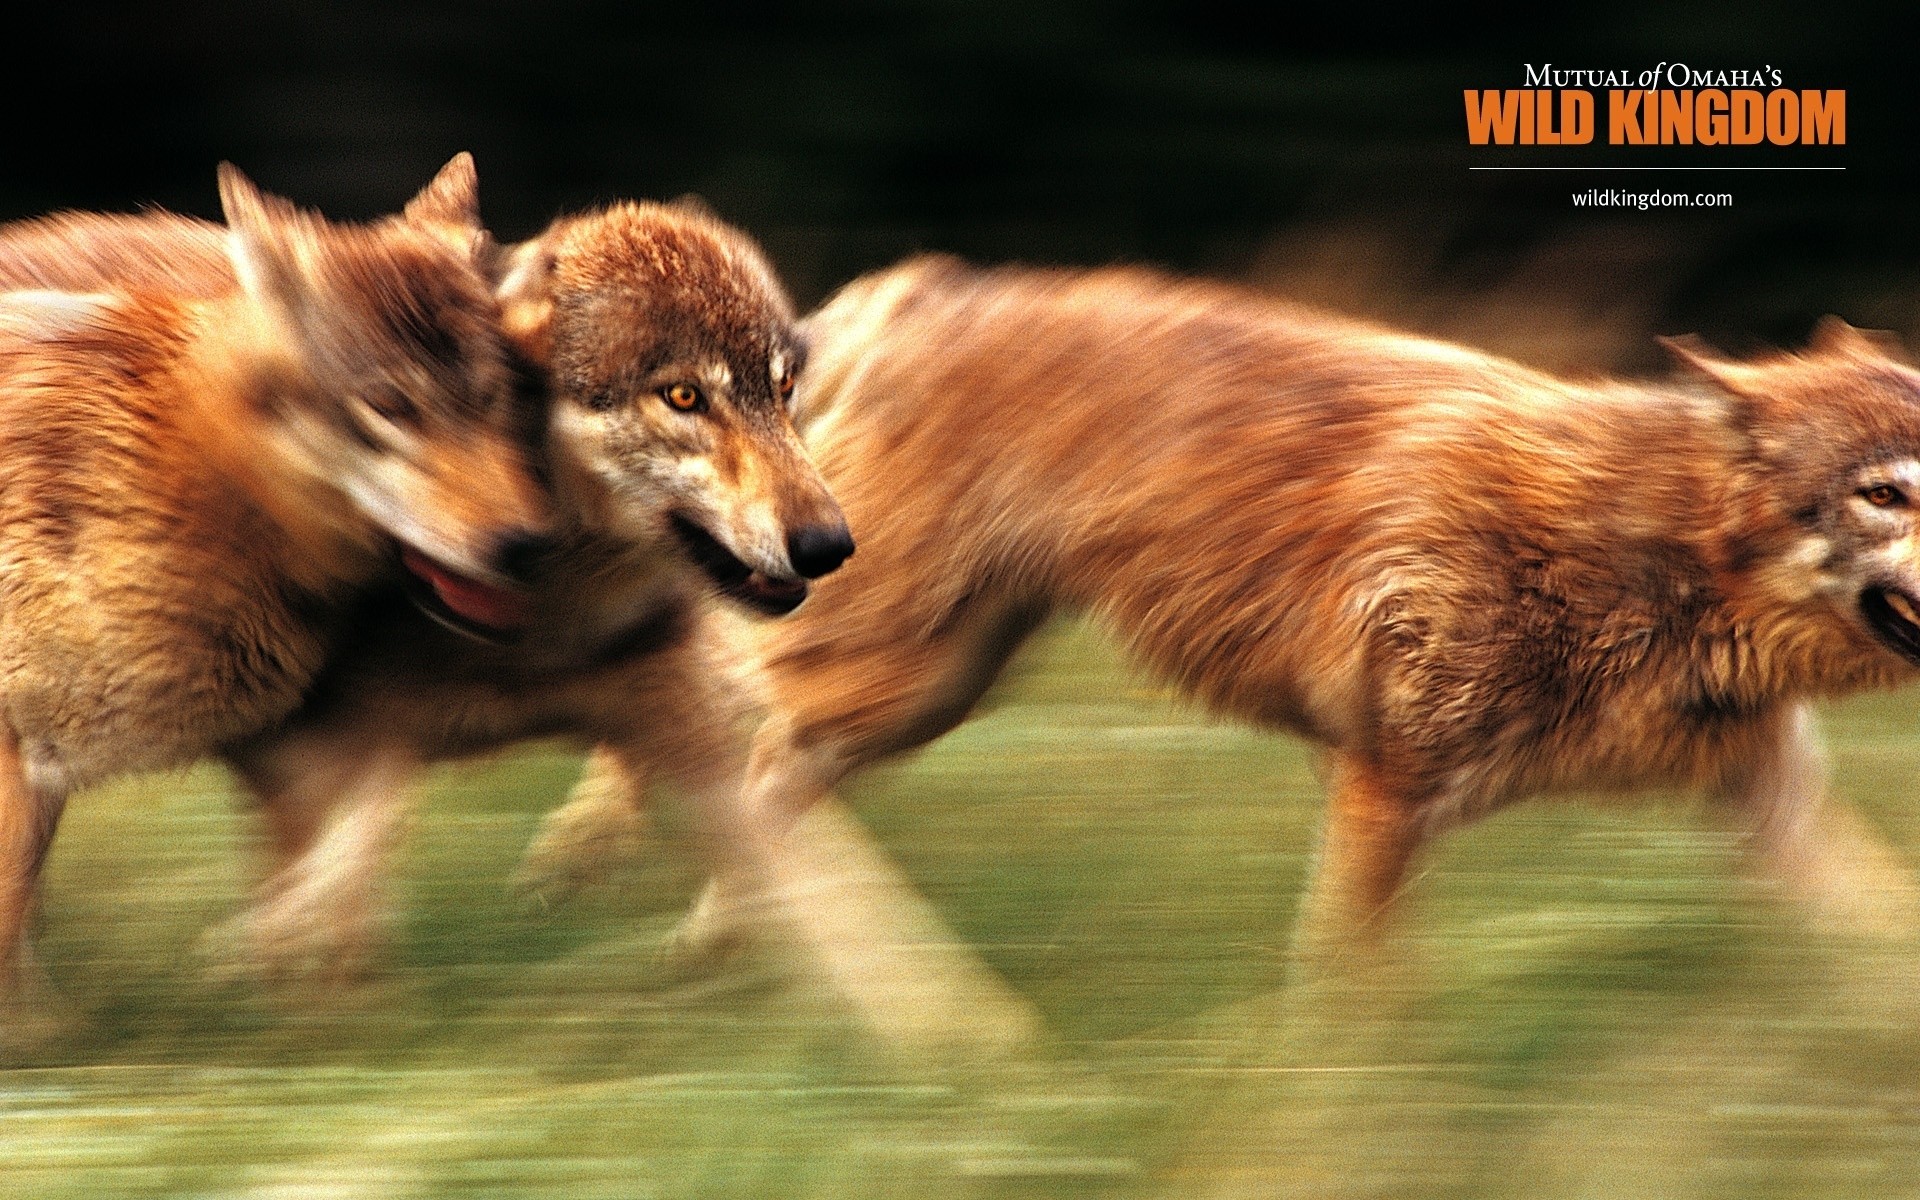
544,257 -> 1920,1003
0,159 -> 549,1009
208,200 -> 849,980
0,156 -> 550,594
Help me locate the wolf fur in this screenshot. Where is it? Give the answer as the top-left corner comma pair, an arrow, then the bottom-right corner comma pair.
541,256 -> 1920,1018
0,159 -> 548,1006
208,198 -> 851,980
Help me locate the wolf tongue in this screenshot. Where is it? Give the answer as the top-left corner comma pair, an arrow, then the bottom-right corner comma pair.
401,549 -> 534,632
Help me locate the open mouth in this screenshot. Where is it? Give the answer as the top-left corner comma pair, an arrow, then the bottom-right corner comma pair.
398,547 -> 536,643
1862,586 -> 1920,662
668,513 -> 809,616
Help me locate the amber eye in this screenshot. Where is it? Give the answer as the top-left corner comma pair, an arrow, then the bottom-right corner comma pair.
776,371 -> 796,403
663,383 -> 706,413
1864,483 -> 1906,508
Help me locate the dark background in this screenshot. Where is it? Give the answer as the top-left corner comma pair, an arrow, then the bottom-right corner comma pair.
7,4 -> 1911,368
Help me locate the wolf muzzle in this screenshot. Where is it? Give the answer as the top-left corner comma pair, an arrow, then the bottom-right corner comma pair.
786,522 -> 855,579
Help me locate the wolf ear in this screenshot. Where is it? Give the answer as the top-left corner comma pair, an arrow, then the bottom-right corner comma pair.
1808,315 -> 1906,361
1661,333 -> 1810,462
401,152 -> 485,261
219,162 -> 311,331
1658,333 -> 1772,399
492,235 -> 558,364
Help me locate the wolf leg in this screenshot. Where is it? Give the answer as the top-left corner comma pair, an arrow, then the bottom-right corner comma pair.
1290,751 -> 1430,972
0,723 -> 68,1050
633,620 -> 1044,1056
663,595 -> 1038,963
1718,702 -> 1918,938
660,714 -> 828,955
663,716 -> 1042,1056
513,745 -> 654,908
219,734 -> 420,984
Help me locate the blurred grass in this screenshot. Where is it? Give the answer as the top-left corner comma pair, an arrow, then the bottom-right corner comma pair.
11,617 -> 1920,1198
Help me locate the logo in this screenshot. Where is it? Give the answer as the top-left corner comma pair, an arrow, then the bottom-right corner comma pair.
1465,65 -> 1843,148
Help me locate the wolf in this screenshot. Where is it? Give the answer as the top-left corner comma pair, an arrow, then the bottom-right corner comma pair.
533,256 -> 1920,1026
0,158 -> 549,1009
199,197 -> 852,980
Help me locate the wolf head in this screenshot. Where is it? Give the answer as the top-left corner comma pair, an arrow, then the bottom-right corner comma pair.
492,198 -> 851,616
218,156 -> 551,637
1669,319 -> 1920,667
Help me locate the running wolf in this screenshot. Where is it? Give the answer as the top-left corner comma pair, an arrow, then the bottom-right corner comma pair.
543,257 -> 1920,1017
210,197 -> 851,979
0,159 -> 548,1009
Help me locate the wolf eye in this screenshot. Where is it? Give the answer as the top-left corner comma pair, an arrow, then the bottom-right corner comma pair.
1863,483 -> 1907,508
776,371 -> 796,403
662,383 -> 707,413
365,388 -> 418,424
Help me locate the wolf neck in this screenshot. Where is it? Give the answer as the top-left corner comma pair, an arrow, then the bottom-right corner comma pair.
1674,390 -> 1902,707
172,299 -> 381,598
1483,378 -> 1890,709
1706,542 -> 1906,704
518,522 -> 693,668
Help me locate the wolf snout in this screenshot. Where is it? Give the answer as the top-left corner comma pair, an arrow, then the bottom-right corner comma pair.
786,522 -> 855,579
492,528 -> 560,584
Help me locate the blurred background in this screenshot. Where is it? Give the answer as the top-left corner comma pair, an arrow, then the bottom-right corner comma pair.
8,3 -> 1913,362
9,5 -> 1920,1199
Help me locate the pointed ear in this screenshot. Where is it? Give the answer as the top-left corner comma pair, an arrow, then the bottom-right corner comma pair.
492,235 -> 558,364
1808,314 -> 1906,361
404,153 -> 480,227
218,161 -> 308,324
1659,332 -> 1773,399
402,152 -> 485,260
1661,333 -> 1806,462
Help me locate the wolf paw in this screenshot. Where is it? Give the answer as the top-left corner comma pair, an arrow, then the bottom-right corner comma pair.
512,791 -> 651,911
196,896 -> 383,991
652,883 -> 751,977
0,952 -> 78,1062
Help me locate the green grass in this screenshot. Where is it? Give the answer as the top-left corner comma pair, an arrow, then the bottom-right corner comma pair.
11,618 -> 1920,1198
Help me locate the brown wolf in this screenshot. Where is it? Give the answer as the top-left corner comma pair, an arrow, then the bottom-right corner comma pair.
0,159 -> 549,1008
204,198 -> 851,979
535,256 -> 1920,1028
0,155 -> 554,638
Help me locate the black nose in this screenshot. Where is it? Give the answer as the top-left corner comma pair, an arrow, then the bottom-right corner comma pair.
787,522 -> 855,579
494,529 -> 558,583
